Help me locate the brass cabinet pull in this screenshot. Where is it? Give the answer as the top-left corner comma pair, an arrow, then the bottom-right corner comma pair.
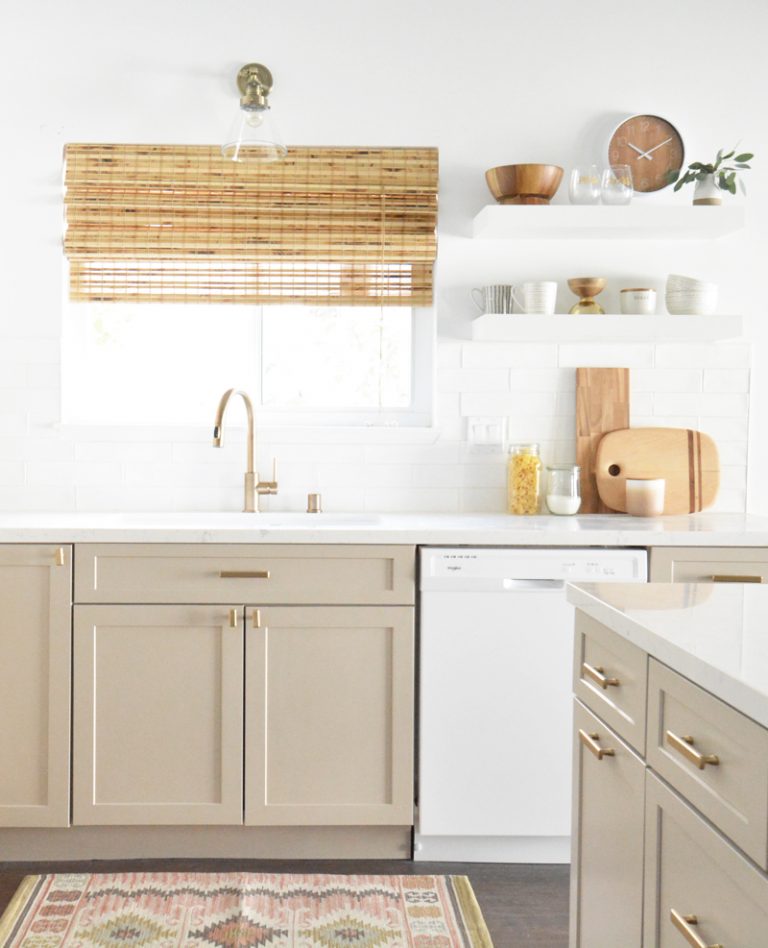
220,570 -> 271,579
666,730 -> 720,770
670,909 -> 723,948
252,608 -> 262,628
582,661 -> 620,689
578,729 -> 615,761
55,547 -> 66,566
710,573 -> 762,583
228,608 -> 238,629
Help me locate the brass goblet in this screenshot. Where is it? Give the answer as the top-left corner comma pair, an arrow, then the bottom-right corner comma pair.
568,277 -> 607,315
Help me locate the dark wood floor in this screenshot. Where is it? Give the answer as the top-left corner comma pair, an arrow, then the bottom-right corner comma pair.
0,858 -> 570,946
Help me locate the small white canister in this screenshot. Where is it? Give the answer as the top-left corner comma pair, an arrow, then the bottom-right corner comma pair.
620,288 -> 657,315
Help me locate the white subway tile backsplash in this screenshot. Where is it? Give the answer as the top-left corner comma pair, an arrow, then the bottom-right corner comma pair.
655,343 -> 751,369
697,417 -> 751,442
363,487 -> 459,513
25,460 -> 121,487
632,369 -> 702,393
461,392 -> 557,417
438,368 -> 510,394
0,332 -> 751,514
462,343 -> 558,368
459,488 -> 506,513
558,344 -> 654,368
703,369 -> 750,393
507,368 -> 574,392
75,486 -> 175,512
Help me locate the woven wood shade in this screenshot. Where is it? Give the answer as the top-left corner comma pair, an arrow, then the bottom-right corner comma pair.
63,144 -> 438,305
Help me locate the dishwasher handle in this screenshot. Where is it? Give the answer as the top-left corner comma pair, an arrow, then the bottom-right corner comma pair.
502,578 -> 565,591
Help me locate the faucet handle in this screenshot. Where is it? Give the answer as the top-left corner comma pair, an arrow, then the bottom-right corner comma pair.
257,458 -> 279,495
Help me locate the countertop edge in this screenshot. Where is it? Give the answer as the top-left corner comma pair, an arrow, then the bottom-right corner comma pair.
566,582 -> 768,729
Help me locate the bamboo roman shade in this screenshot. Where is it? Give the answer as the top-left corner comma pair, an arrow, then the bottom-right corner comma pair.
63,144 -> 438,306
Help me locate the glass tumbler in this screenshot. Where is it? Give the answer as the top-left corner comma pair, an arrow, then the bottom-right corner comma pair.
568,166 -> 601,205
601,165 -> 633,205
545,464 -> 581,515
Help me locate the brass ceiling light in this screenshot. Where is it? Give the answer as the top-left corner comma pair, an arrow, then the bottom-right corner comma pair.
222,63 -> 287,162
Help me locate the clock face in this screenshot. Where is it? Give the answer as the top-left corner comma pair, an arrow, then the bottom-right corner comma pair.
608,115 -> 685,192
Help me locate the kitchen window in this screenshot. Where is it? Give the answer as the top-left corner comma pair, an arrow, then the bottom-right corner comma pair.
61,144 -> 438,428
61,301 -> 433,427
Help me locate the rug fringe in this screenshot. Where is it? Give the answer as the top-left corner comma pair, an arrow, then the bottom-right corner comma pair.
451,875 -> 495,948
0,874 -> 40,946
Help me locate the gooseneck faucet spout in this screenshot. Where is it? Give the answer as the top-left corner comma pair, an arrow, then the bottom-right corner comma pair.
212,389 -> 277,513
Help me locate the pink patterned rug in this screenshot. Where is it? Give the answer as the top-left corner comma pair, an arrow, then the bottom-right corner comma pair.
0,872 -> 493,946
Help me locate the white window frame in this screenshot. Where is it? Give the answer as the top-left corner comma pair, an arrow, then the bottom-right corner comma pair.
60,294 -> 436,431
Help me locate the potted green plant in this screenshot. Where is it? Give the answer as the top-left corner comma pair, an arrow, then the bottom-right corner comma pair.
668,148 -> 753,205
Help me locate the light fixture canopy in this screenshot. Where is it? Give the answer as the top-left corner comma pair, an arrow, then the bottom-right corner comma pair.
222,62 -> 287,163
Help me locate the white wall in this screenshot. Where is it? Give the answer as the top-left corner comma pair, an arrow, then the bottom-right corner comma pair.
1,0 -> 766,513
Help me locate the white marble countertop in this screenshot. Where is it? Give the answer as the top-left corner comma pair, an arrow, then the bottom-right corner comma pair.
0,511 -> 766,544
567,582 -> 768,728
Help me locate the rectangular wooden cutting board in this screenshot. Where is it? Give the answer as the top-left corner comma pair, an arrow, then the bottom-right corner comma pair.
595,427 -> 720,514
575,368 -> 630,514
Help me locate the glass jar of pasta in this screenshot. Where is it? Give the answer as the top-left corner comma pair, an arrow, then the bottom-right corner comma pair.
507,443 -> 542,515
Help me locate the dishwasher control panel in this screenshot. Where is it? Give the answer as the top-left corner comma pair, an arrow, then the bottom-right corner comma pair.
420,547 -> 648,590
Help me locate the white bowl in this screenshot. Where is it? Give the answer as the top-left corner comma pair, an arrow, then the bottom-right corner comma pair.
665,289 -> 718,316
667,273 -> 711,290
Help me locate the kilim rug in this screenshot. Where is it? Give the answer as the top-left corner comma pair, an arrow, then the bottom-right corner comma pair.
0,872 -> 494,947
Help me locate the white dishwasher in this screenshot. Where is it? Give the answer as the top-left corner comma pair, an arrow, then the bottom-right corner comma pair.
415,546 -> 647,863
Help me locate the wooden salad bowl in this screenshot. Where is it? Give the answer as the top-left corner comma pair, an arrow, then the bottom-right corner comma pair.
485,163 -> 564,205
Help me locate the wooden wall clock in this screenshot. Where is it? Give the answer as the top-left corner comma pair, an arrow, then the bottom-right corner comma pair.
607,114 -> 685,193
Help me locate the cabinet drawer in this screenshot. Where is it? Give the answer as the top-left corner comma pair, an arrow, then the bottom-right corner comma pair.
75,544 -> 415,605
647,658 -> 768,870
650,546 -> 768,583
573,611 -> 647,754
644,771 -> 768,947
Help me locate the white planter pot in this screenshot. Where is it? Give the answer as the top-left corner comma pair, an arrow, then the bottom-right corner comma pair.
693,174 -> 723,206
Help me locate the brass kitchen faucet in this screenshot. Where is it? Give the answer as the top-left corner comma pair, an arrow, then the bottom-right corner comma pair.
212,389 -> 278,512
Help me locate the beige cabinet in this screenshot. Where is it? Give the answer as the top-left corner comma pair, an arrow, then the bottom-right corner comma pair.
573,610 -> 647,754
0,545 -> 72,827
71,544 -> 416,830
647,658 -> 768,869
73,605 -> 244,825
245,606 -> 414,826
644,771 -> 768,947
571,609 -> 768,948
569,700 -> 645,948
650,545 -> 768,582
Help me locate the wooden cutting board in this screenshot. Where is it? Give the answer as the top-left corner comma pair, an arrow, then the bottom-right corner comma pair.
575,368 -> 630,513
595,427 -> 720,514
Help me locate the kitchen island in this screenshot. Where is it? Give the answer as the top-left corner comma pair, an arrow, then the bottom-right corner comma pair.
566,581 -> 768,947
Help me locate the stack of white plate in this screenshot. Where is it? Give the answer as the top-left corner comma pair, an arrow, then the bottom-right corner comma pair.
665,274 -> 718,315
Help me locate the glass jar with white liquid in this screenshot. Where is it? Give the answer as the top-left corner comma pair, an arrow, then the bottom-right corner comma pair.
546,464 -> 581,515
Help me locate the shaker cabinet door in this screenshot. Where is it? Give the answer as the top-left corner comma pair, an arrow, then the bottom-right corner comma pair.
0,545 -> 72,827
73,605 -> 243,825
245,606 -> 414,826
644,771 -> 768,947
569,699 -> 645,948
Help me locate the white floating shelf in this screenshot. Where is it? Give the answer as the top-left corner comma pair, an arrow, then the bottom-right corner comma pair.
470,314 -> 743,343
471,204 -> 746,240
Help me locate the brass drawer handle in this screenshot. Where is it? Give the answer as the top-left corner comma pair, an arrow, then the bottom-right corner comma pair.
666,730 -> 720,770
670,909 -> 723,948
582,661 -> 620,689
710,574 -> 762,583
578,729 -> 615,761
220,570 -> 271,579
